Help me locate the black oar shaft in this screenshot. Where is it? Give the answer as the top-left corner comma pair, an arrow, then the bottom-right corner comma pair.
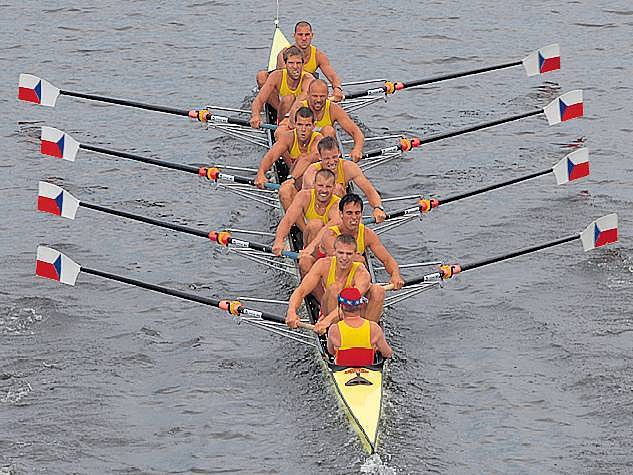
79,202 -> 209,239
80,267 -> 286,325
400,60 -> 521,89
440,168 -> 552,205
460,234 -> 579,272
421,109 -> 543,146
80,144 -> 199,174
60,89 -> 191,116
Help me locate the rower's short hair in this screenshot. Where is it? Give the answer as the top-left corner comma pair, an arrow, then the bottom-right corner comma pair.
317,135 -> 339,155
283,46 -> 304,63
334,234 -> 357,249
295,106 -> 314,122
308,79 -> 328,93
339,193 -> 364,212
315,168 -> 335,182
294,21 -> 312,32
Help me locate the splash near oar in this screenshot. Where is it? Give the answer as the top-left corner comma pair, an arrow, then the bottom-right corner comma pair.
34,246 -> 313,330
383,214 -> 618,290
36,182 -> 298,260
344,44 -> 561,100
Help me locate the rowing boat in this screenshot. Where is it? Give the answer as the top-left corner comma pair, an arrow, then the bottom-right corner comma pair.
266,26 -> 385,453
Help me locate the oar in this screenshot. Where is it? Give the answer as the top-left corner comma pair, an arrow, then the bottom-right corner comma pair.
36,182 -> 299,260
344,44 -> 560,100
363,149 -> 590,224
17,74 -> 276,129
382,213 -> 618,290
38,126 -> 280,191
361,90 -> 584,160
34,246 -> 313,330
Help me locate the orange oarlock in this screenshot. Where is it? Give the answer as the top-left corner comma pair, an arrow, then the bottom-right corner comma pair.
208,230 -> 231,246
383,81 -> 397,95
399,138 -> 412,152
439,264 -> 461,279
206,167 -> 220,181
418,198 -> 439,213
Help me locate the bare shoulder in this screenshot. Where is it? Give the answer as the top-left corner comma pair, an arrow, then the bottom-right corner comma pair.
364,226 -> 380,245
343,159 -> 361,175
315,48 -> 329,63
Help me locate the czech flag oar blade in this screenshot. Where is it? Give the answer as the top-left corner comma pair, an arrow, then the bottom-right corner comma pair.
37,181 -> 80,219
41,127 -> 80,161
522,44 -> 561,77
544,90 -> 584,125
18,74 -> 61,107
552,148 -> 590,185
580,213 -> 618,251
35,246 -> 81,285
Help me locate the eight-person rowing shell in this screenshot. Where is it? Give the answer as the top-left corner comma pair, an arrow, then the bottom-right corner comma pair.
272,169 -> 340,248
250,45 -> 314,126
256,21 -> 345,102
286,234 -> 386,327
277,79 -> 365,162
327,287 -> 393,363
286,136 -> 387,223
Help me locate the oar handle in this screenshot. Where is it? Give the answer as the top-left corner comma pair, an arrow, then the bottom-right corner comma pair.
297,321 -> 315,331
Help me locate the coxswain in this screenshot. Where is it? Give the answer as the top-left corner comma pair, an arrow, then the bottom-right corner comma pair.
301,193 -> 405,295
324,287 -> 393,364
256,21 -> 344,102
278,79 -> 365,162
254,106 -> 322,207
250,46 -> 314,127
285,235 -> 385,326
291,136 -> 387,223
272,169 -> 340,250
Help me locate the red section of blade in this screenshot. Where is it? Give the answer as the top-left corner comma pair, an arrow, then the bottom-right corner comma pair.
540,56 -> 560,73
35,260 -> 60,280
41,140 -> 63,158
569,161 -> 590,181
595,228 -> 618,247
562,103 -> 584,121
37,196 -> 62,215
18,87 -> 40,103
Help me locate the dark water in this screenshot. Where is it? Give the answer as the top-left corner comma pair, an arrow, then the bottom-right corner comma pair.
2,1 -> 632,473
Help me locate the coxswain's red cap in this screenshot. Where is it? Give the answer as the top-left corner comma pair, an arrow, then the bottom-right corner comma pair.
338,287 -> 364,307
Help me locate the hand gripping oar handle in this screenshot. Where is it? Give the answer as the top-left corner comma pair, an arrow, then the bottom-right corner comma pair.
190,109 -> 277,130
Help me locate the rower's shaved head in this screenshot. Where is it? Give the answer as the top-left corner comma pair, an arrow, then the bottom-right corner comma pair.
294,21 -> 312,33
315,168 -> 336,183
317,136 -> 339,155
283,46 -> 304,63
309,79 -> 328,94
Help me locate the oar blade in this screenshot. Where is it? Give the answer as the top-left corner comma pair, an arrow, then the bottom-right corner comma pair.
552,148 -> 590,185
522,44 -> 561,77
37,181 -> 80,219
580,214 -> 618,251
35,246 -> 81,285
41,127 -> 80,161
544,90 -> 584,125
18,74 -> 60,107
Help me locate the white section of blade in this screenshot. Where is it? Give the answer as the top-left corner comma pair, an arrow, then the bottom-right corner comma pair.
552,148 -> 589,185
580,213 -> 618,251
36,245 -> 81,286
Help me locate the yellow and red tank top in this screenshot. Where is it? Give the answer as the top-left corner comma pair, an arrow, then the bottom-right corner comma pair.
325,258 -> 362,289
303,45 -> 318,74
329,223 -> 365,254
337,319 -> 372,350
312,159 -> 345,186
300,99 -> 332,129
304,189 -> 340,224
289,129 -> 321,161
279,69 -> 307,98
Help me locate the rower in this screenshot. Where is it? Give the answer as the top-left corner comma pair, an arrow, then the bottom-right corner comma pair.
256,21 -> 344,102
272,169 -> 340,250
325,287 -> 393,364
278,79 -> 365,162
250,45 -> 314,127
301,193 -> 405,295
293,136 -> 387,223
255,107 -> 322,207
286,235 -> 379,328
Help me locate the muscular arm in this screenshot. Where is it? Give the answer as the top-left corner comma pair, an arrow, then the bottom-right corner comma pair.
274,192 -> 307,245
366,229 -> 402,279
316,50 -> 342,90
288,261 -> 324,313
251,71 -> 280,126
301,165 -> 317,190
345,162 -> 382,208
331,104 -> 364,159
371,323 -> 393,358
353,266 -> 372,296
327,323 -> 341,356
257,133 -> 291,176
